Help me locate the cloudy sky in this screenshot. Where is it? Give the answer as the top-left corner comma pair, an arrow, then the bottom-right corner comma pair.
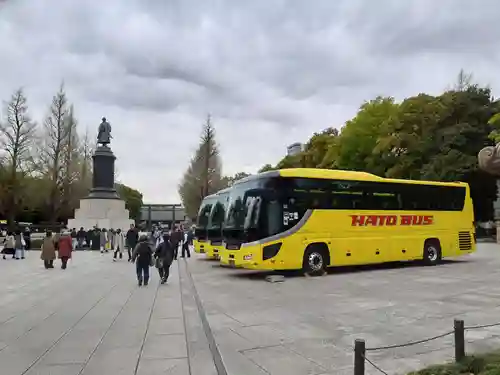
0,0 -> 498,203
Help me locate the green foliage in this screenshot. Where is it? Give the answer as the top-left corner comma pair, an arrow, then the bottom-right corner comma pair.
258,164 -> 275,172
258,74 -> 499,222
116,183 -> 143,222
222,172 -> 251,187
408,350 -> 500,374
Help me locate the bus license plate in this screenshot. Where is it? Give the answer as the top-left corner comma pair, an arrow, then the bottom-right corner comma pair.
229,259 -> 235,267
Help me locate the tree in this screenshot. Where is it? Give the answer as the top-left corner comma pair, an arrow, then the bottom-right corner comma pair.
258,164 -> 275,172
178,115 -> 224,219
116,183 -> 143,222
222,172 -> 251,187
39,83 -> 69,222
59,105 -> 80,219
336,96 -> 398,175
0,88 -> 37,227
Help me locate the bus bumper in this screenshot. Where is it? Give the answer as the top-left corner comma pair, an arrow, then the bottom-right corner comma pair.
206,245 -> 222,260
219,246 -> 276,270
193,240 -> 208,254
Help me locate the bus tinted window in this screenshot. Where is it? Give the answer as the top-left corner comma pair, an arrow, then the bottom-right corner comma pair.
281,178 -> 466,211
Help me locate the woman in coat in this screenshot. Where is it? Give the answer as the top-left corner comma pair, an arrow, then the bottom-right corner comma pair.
113,228 -> 125,261
58,231 -> 73,269
14,229 -> 25,260
40,231 -> 56,269
100,228 -> 108,253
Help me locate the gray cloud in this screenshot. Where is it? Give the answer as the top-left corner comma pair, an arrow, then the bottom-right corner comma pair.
0,0 -> 498,202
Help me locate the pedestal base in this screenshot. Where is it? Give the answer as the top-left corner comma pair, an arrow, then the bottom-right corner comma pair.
67,198 -> 133,231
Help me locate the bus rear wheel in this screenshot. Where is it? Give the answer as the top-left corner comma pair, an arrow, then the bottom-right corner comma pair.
423,240 -> 442,266
303,245 -> 328,276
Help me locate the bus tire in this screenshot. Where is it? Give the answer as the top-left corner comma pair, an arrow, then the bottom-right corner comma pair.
303,244 -> 329,276
423,239 -> 441,266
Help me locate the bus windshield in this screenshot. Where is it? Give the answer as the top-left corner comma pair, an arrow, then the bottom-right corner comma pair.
223,177 -> 283,243
195,196 -> 216,232
207,192 -> 229,230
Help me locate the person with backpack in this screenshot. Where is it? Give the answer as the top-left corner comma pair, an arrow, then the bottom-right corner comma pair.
131,235 -> 153,286
154,232 -> 175,284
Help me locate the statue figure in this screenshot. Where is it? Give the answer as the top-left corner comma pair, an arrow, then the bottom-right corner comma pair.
97,117 -> 112,145
478,143 -> 500,176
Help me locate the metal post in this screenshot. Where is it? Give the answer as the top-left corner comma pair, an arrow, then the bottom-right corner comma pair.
454,319 -> 465,362
354,339 -> 365,375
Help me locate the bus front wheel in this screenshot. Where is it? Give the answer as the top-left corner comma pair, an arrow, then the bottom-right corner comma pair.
303,245 -> 329,276
423,240 -> 442,266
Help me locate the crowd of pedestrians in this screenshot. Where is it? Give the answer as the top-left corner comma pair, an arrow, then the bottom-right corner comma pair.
1,223 -> 195,287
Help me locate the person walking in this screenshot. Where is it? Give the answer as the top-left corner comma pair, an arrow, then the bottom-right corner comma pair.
109,229 -> 115,252
126,224 -> 139,262
100,228 -> 108,253
23,227 -> 31,251
154,232 -> 174,284
131,235 -> 153,286
40,230 -> 56,269
170,226 -> 182,260
14,229 -> 25,260
77,227 -> 86,249
70,228 -> 78,250
181,230 -> 191,258
113,228 -> 125,261
2,231 -> 15,259
58,230 -> 73,269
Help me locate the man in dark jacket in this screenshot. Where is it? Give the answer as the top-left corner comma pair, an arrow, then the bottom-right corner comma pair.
154,233 -> 174,284
131,235 -> 152,286
170,226 -> 182,260
126,224 -> 139,262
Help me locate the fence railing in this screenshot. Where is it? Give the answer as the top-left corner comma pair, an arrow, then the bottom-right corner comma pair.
353,318 -> 500,375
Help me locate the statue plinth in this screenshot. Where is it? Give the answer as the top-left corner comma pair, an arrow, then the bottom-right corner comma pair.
85,145 -> 120,200
67,118 -> 133,231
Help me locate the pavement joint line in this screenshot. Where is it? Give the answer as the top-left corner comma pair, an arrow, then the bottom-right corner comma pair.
76,285 -> 138,375
178,259 -> 193,375
182,258 -> 228,375
19,281 -> 122,375
0,264 -> 121,350
0,256 -> 113,324
133,281 -> 160,375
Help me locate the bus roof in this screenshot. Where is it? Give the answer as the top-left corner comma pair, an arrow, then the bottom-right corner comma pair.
233,168 -> 468,188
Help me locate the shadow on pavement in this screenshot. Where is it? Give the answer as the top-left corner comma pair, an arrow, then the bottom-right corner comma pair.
210,258 -> 471,281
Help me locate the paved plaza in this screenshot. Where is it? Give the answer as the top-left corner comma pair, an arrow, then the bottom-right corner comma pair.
2,244 -> 500,374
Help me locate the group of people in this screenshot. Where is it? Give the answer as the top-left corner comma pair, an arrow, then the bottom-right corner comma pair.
1,228 -> 31,260
2,222 -> 196,287
130,225 -> 194,286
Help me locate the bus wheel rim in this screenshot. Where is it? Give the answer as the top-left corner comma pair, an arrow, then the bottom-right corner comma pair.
427,246 -> 438,261
308,253 -> 323,271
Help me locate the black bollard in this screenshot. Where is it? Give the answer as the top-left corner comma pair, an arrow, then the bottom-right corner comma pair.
454,319 -> 465,362
354,339 -> 365,375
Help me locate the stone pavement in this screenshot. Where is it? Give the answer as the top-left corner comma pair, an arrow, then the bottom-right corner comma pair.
0,251 -> 199,375
188,243 -> 500,375
3,245 -> 500,375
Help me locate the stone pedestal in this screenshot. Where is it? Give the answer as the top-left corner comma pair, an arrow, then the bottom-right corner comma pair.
67,145 -> 133,231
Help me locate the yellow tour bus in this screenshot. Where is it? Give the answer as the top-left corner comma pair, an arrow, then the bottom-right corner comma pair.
205,188 -> 231,259
193,193 -> 217,255
219,168 -> 475,275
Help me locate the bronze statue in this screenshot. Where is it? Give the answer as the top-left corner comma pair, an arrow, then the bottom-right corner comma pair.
478,143 -> 500,176
97,117 -> 112,145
